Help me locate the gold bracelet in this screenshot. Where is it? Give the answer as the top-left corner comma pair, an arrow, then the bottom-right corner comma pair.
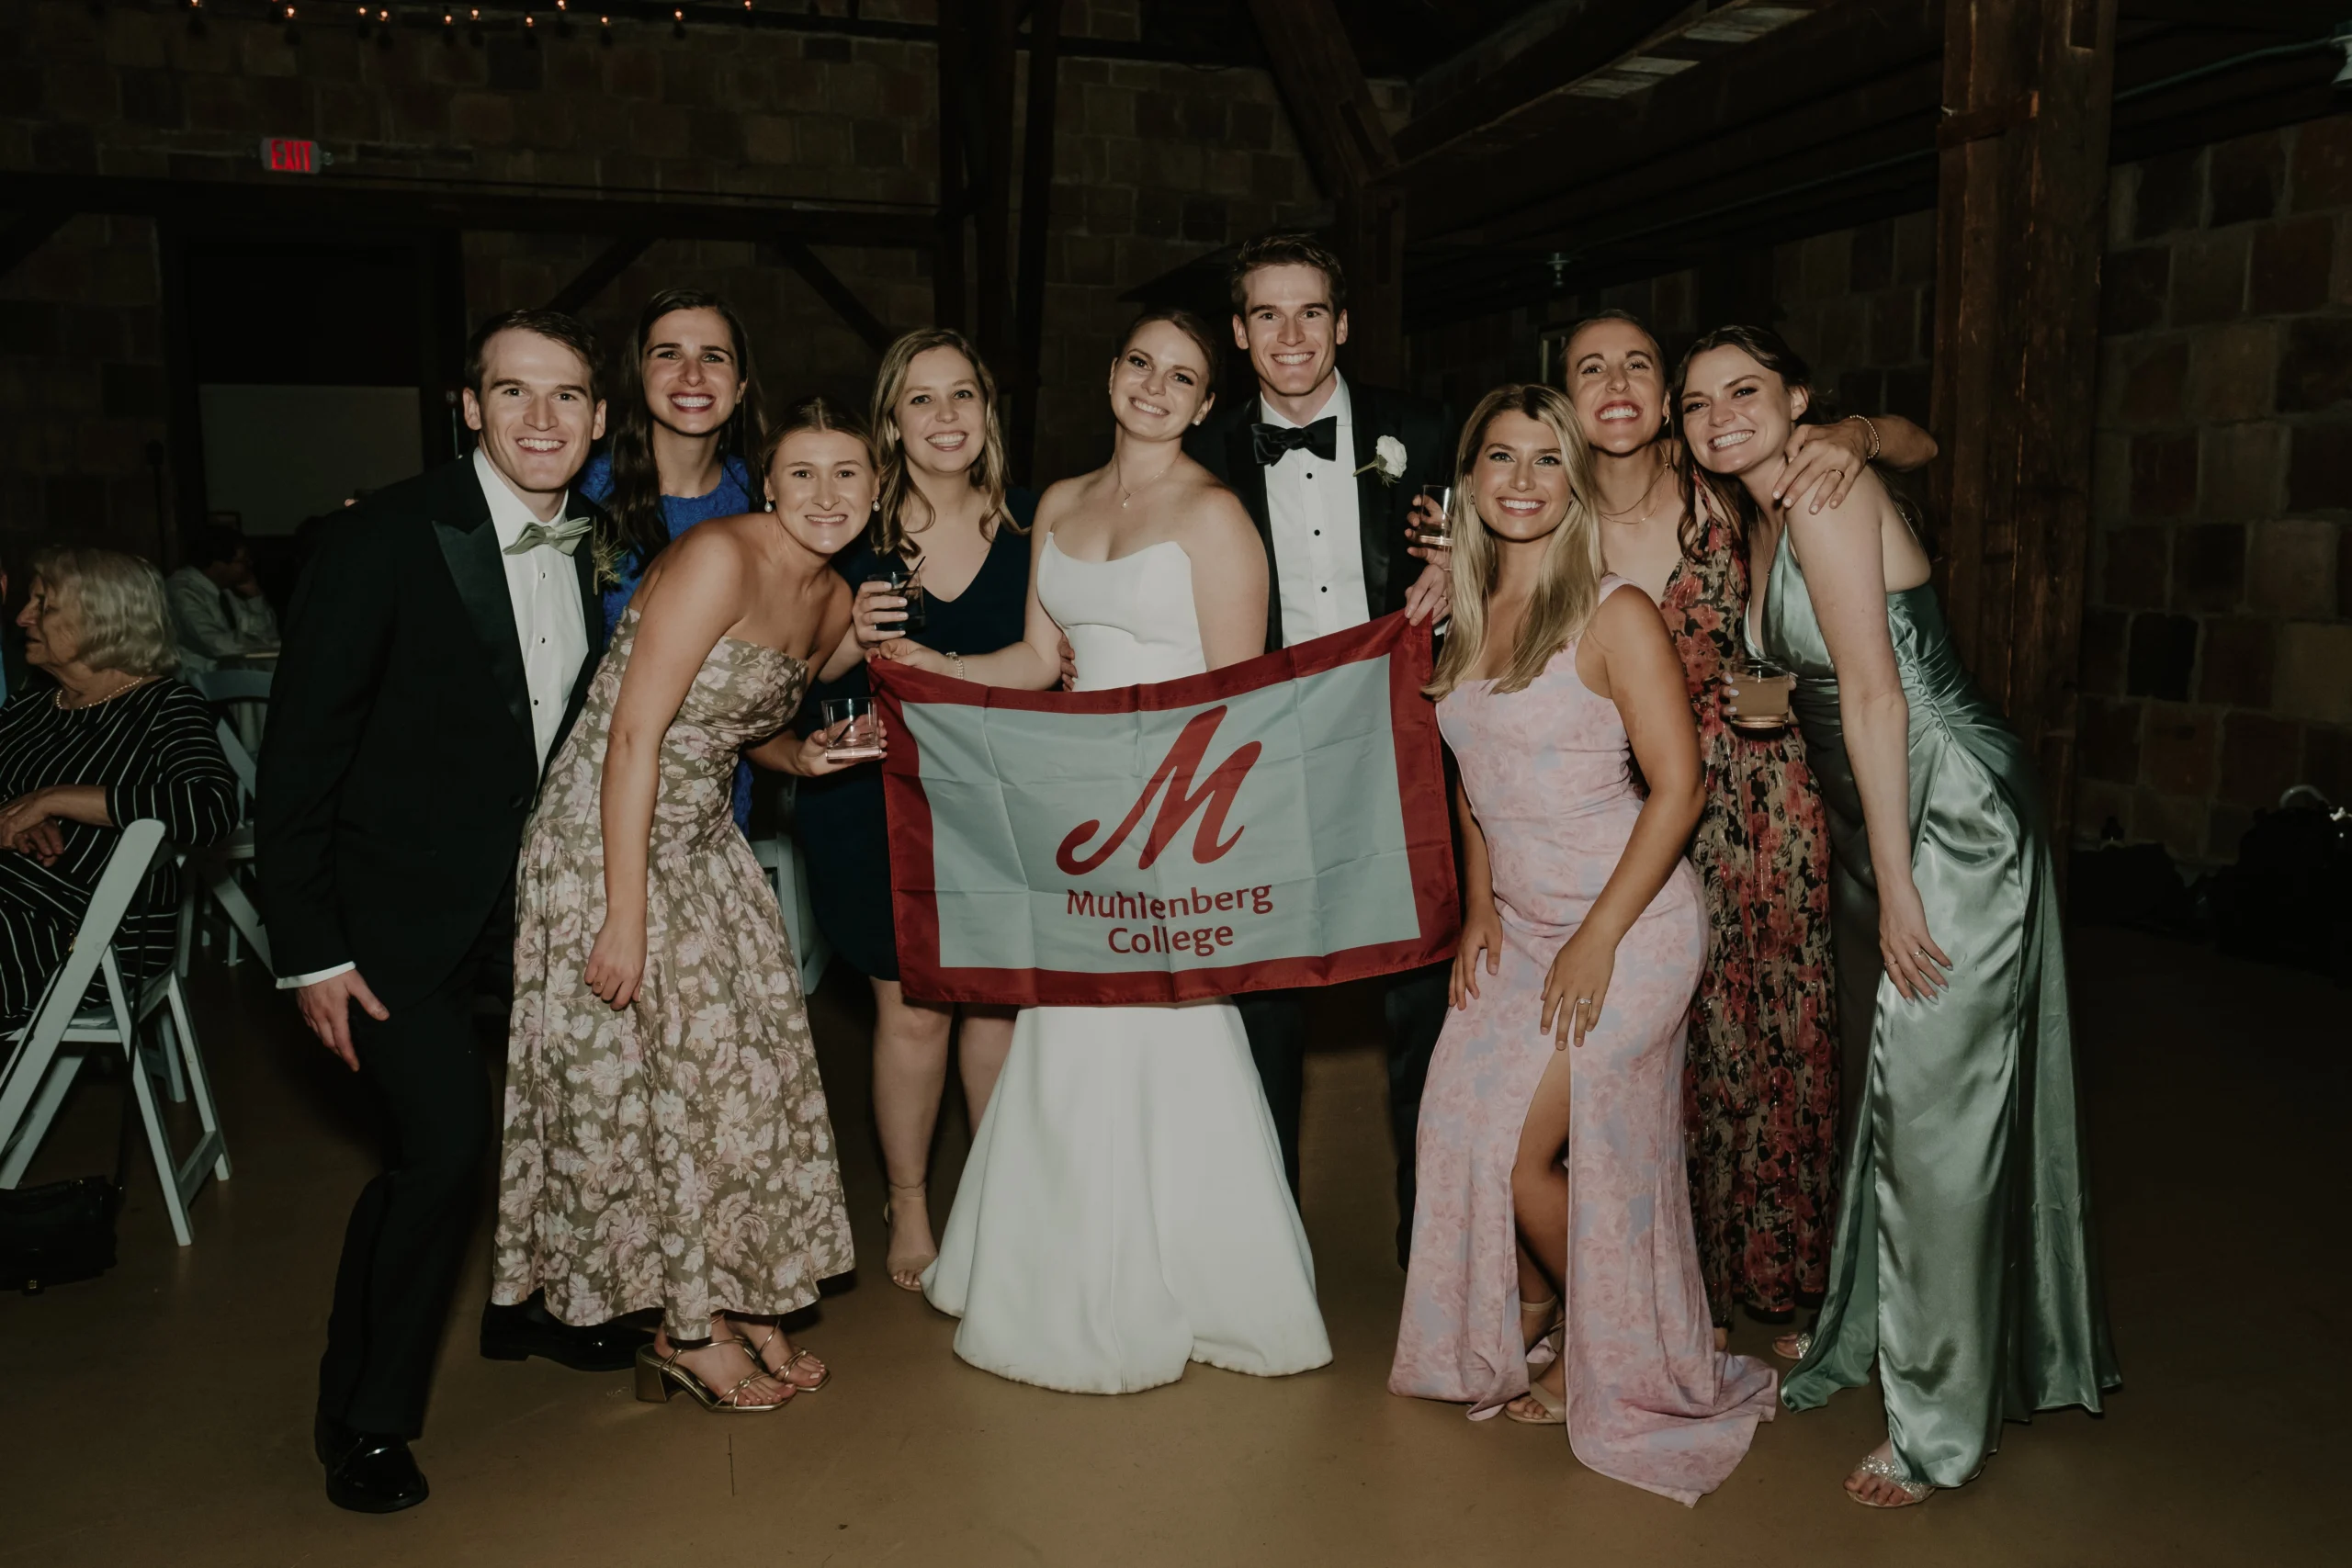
1852,414 -> 1882,463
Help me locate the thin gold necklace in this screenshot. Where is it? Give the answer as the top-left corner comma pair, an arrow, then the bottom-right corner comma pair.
1596,456 -> 1670,528
1114,454 -> 1179,509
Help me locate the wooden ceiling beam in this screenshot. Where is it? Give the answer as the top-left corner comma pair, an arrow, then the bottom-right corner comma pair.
774,239 -> 896,355
1241,0 -> 1397,194
1401,0 -> 1943,244
542,232 -> 655,314
1392,0 -> 1711,166
0,171 -> 936,249
1459,58 -> 1946,254
2116,0 -> 2344,31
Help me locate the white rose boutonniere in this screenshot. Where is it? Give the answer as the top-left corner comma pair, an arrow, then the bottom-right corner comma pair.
1356,434 -> 1408,486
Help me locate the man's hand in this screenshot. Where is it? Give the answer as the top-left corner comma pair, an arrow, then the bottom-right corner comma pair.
297,969 -> 390,1073
1404,559 -> 1452,626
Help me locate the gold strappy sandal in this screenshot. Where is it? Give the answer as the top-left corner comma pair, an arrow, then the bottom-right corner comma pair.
736,1323 -> 831,1393
633,1342 -> 794,1413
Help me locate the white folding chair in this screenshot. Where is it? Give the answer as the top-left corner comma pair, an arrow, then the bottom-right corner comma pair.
175,716 -> 273,976
0,820 -> 232,1247
191,667 -> 272,758
750,834 -> 831,998
745,772 -> 831,998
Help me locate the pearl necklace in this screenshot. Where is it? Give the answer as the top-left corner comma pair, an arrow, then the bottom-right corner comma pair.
56,672 -> 158,711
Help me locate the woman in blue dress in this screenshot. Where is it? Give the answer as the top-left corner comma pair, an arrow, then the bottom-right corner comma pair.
799,329 -> 1034,1292
579,288 -> 767,830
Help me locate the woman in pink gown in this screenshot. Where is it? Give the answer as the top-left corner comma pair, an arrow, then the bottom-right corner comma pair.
1389,384 -> 1777,1506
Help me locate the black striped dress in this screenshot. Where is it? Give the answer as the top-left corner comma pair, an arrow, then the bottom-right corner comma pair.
0,679 -> 237,1031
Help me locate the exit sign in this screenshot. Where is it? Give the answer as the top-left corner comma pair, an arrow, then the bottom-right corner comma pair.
260,137 -> 327,173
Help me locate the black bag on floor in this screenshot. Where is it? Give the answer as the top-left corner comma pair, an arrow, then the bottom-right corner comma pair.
0,1058 -> 135,1294
0,1176 -> 119,1293
2207,790 -> 2352,987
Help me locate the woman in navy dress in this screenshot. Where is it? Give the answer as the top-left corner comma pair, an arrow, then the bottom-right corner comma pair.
799,329 -> 1032,1291
579,288 -> 767,830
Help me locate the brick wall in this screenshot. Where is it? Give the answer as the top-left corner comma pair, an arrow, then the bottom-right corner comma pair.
1409,120 -> 2352,862
2079,115 -> 2352,863
0,0 -> 1326,563
1408,209 -> 1937,434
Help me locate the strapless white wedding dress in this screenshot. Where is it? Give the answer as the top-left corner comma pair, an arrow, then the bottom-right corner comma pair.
922,536 -> 1332,1393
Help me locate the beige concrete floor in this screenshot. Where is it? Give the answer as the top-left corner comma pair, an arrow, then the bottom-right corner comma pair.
0,926 -> 2342,1566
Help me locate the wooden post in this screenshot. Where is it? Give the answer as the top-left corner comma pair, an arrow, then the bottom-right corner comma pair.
971,0 -> 1020,373
1241,0 -> 1406,385
1335,186 -> 1405,388
1928,0 -> 2118,850
1008,0 -> 1064,482
933,0 -> 969,331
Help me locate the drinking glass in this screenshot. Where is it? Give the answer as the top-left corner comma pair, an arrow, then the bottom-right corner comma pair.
865,560 -> 928,635
1411,484 -> 1453,551
820,695 -> 885,763
1723,654 -> 1796,736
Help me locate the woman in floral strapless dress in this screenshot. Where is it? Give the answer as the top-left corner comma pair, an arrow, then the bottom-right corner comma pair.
1389,384 -> 1776,1507
492,400 -> 880,1413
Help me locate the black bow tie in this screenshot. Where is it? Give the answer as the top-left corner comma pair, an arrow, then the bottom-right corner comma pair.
1252,417 -> 1338,466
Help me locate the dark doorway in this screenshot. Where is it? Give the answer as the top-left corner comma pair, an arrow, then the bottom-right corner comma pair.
162,226 -> 465,574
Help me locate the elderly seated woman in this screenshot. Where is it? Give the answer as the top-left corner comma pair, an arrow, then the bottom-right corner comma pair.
0,547 -> 237,1032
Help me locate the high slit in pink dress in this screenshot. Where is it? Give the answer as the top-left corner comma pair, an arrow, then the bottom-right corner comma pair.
1388,579 -> 1778,1507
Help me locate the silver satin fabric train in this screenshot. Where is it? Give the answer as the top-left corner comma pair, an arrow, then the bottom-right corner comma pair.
1756,531 -> 2120,1489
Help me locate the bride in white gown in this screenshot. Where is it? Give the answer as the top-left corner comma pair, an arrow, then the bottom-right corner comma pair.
872,310 -> 1331,1393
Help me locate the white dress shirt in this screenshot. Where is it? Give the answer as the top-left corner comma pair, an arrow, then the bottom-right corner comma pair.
476,446 -> 592,773
1260,375 -> 1373,646
280,451 -> 589,991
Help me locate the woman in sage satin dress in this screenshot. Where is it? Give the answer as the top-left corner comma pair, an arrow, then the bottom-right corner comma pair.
1677,326 -> 2118,1507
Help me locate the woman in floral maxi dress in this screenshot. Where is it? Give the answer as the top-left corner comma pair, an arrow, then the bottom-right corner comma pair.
492,400 -> 877,1410
1554,313 -> 1936,1329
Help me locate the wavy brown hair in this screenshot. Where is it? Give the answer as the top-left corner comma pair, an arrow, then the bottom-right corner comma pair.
605,288 -> 767,565
1424,384 -> 1604,702
866,328 -> 1016,562
1671,322 -> 1818,560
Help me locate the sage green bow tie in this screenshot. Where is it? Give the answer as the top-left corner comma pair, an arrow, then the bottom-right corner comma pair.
503,515 -> 594,556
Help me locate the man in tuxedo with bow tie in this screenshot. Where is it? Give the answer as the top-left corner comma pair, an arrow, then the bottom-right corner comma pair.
259,310 -> 644,1514
1186,235 -> 1454,1267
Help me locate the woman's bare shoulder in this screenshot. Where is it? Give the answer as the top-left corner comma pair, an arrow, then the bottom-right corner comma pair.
1170,472 -> 1262,564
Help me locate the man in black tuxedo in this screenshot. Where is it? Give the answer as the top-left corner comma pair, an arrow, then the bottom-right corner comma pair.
1186,235 -> 1454,1268
258,310 -> 644,1514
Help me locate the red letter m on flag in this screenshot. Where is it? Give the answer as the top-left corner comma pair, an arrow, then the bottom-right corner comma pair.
1056,706 -> 1262,874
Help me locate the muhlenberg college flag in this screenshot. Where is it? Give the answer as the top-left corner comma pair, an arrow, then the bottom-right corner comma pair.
868,612 -> 1459,1007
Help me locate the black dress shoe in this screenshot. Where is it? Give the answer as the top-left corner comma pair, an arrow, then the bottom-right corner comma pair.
480,1293 -> 650,1373
317,1416 -> 429,1514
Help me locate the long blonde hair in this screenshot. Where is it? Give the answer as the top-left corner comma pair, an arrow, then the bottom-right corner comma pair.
867,327 -> 1017,560
1424,384 -> 1604,701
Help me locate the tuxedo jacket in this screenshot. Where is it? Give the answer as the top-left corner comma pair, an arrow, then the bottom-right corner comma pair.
256,457 -> 605,1008
1187,378 -> 1455,652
